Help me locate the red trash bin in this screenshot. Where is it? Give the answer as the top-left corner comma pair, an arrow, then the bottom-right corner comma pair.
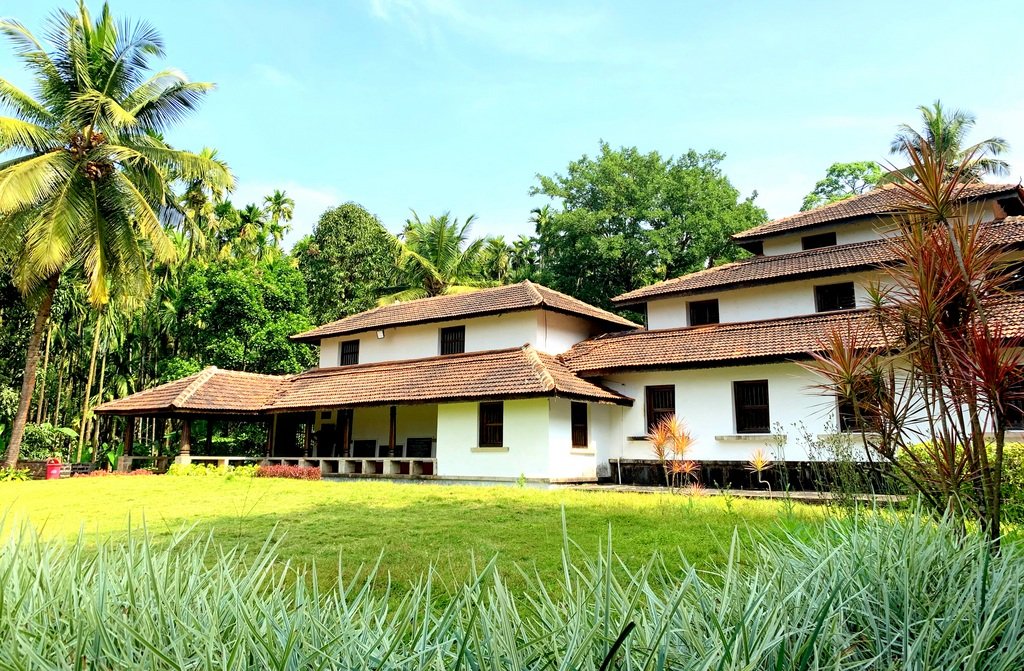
45,457 -> 62,480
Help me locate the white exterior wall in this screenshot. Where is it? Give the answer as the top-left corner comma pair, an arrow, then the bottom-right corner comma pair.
646,271 -> 880,329
318,309 -> 596,367
547,398 -> 599,481
435,398 -> 552,479
601,362 -> 848,462
761,220 -> 886,256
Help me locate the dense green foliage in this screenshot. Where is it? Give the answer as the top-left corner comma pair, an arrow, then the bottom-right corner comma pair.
530,142 -> 767,309
2,507 -> 1020,669
295,203 -> 395,323
800,160 -> 883,211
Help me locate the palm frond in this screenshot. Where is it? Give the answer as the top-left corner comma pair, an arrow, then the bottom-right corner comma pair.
0,77 -> 53,124
0,150 -> 70,215
110,170 -> 177,264
0,116 -> 58,152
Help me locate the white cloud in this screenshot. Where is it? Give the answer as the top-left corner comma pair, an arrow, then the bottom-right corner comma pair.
229,180 -> 346,249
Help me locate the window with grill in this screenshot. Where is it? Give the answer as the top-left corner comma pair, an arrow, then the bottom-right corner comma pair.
645,385 -> 675,431
340,340 -> 360,366
734,380 -> 770,434
688,299 -> 720,326
801,231 -> 837,250
814,282 -> 856,312
478,402 -> 504,447
440,325 -> 466,355
837,397 -> 882,433
571,402 -> 588,447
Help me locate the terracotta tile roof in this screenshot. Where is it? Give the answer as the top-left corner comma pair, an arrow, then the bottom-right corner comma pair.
292,280 -> 638,342
566,294 -> 1024,375
94,367 -> 287,416
733,182 -> 1023,242
269,345 -> 632,410
614,216 -> 1024,305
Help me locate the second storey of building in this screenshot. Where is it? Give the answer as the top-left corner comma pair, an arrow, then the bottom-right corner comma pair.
615,183 -> 1024,329
291,280 -> 640,368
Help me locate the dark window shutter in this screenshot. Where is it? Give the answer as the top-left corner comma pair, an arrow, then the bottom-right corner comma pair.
688,299 -> 720,326
814,282 -> 856,312
734,380 -> 770,433
478,402 -> 503,447
440,325 -> 466,355
570,402 -> 588,447
645,385 -> 675,431
340,340 -> 360,366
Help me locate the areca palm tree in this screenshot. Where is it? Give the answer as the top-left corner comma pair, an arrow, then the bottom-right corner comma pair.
0,2 -> 232,466
379,212 -> 489,304
264,189 -> 294,249
890,100 -> 1009,180
176,147 -> 231,260
237,203 -> 270,261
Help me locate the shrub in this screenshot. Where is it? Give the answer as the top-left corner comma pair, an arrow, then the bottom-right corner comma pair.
898,441 -> 1024,523
256,464 -> 321,480
75,469 -> 154,477
0,510 -> 1020,668
0,466 -> 31,481
19,423 -> 78,462
167,463 -> 258,478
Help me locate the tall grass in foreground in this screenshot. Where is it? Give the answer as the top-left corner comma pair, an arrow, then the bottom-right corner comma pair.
1,512 -> 1022,669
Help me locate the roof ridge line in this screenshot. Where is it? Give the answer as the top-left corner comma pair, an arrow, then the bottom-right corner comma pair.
521,344 -> 556,392
170,366 -> 218,408
522,279 -> 545,306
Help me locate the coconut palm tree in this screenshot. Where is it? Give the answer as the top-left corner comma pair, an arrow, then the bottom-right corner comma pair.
264,189 -> 294,250
0,2 -> 233,466
479,236 -> 512,283
176,147 -> 231,260
379,212 -> 488,304
890,100 -> 1009,180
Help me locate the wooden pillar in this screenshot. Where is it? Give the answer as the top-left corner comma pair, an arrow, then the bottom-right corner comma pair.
341,410 -> 351,457
205,420 -> 213,454
388,405 -> 397,457
265,416 -> 276,458
180,419 -> 192,457
303,421 -> 312,457
123,416 -> 135,456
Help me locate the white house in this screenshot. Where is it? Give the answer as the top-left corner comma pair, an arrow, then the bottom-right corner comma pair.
97,182 -> 1024,485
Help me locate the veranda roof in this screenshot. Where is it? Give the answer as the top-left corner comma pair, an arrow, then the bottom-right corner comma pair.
268,345 -> 632,411
93,367 -> 286,417
290,280 -> 638,343
95,345 -> 633,417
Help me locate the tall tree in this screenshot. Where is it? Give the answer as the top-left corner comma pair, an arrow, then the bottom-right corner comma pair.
294,203 -> 394,324
0,2 -> 232,466
380,212 -> 489,303
264,189 -> 294,250
801,161 -> 884,211
890,100 -> 1009,179
531,142 -> 766,309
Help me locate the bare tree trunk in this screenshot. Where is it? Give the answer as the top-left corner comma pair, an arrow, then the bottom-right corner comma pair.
35,326 -> 52,424
5,275 -> 60,468
91,346 -> 108,462
77,312 -> 103,462
52,354 -> 65,425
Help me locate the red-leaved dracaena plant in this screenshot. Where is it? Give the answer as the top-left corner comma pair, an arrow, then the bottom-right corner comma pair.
802,140 -> 1024,544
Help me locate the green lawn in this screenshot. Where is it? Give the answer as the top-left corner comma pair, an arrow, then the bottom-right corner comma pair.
1,476 -> 820,590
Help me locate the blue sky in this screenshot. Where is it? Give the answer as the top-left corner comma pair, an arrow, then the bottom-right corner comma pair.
3,1 -> 1022,247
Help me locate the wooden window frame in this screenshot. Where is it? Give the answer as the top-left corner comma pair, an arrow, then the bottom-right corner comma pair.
733,380 -> 770,434
645,385 -> 675,432
801,231 -> 837,250
439,325 -> 466,355
570,401 -> 588,448
339,339 -> 360,366
478,401 -> 504,447
687,299 -> 720,326
814,282 -> 856,313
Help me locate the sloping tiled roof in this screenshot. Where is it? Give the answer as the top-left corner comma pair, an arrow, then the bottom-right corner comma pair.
732,182 -> 1022,242
291,281 -> 638,342
94,367 -> 287,416
565,294 -> 1024,375
614,216 -> 1024,305
269,345 -> 632,411
562,310 -> 884,375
